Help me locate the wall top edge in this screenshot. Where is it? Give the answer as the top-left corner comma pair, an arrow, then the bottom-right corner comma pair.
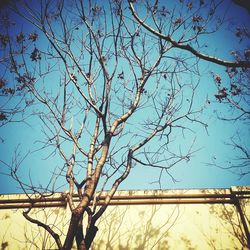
0,186 -> 249,201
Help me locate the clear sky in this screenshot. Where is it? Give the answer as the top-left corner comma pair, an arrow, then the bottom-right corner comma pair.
0,0 -> 249,194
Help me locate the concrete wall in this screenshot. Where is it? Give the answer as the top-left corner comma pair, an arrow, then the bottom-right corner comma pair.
0,187 -> 249,249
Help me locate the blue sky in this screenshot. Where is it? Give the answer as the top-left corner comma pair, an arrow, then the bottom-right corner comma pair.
0,0 -> 249,194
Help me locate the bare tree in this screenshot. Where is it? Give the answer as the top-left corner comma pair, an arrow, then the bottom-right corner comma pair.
0,0 -> 249,249
128,0 -> 250,178
208,27 -> 250,176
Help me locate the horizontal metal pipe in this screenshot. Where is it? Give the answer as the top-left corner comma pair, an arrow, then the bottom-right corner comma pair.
0,198 -> 235,209
96,199 -> 234,205
0,196 -> 65,204
0,192 -> 235,203
0,202 -> 67,209
0,188 -> 249,209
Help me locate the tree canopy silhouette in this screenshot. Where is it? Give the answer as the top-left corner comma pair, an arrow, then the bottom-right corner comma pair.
0,0 -> 249,249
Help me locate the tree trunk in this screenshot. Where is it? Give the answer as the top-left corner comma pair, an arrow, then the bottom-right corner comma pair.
85,223 -> 98,250
63,181 -> 96,249
62,212 -> 81,250
76,215 -> 87,250
77,241 -> 87,250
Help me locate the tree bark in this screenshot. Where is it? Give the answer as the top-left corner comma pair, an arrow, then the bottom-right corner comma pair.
85,223 -> 98,250
62,212 -> 81,250
76,215 -> 87,250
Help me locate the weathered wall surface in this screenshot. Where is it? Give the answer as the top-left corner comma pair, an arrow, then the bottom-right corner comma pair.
0,187 -> 249,250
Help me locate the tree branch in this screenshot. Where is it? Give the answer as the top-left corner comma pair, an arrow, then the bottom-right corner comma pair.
128,0 -> 250,68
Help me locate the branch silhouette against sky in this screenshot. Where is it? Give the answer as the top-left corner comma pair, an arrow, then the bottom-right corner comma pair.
0,0 -> 249,249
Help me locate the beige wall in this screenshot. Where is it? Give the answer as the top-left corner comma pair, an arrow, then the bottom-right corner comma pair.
0,187 -> 249,250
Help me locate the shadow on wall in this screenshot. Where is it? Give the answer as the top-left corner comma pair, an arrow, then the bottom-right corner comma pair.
91,200 -> 249,250
206,190 -> 250,249
1,191 -> 249,250
0,206 -> 68,250
92,204 -> 181,250
1,241 -> 8,250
